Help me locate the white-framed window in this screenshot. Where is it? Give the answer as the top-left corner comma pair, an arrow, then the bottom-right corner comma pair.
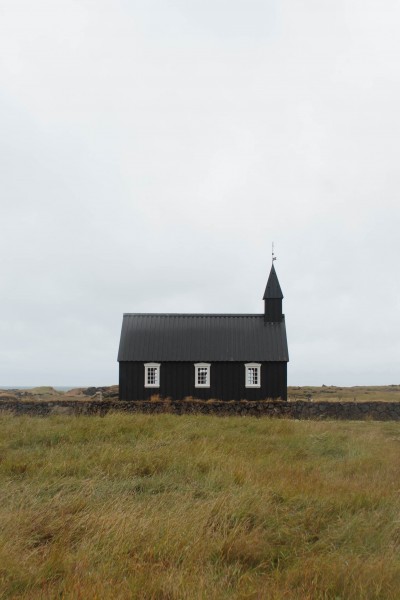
245,363 -> 261,388
144,363 -> 160,388
195,363 -> 211,388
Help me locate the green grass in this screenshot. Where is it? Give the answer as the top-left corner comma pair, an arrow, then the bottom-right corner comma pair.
1,413 -> 400,599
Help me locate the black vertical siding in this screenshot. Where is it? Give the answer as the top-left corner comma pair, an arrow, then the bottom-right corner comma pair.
264,299 -> 282,322
119,362 -> 287,401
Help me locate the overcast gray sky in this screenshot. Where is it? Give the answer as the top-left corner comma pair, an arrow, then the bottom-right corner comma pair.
1,0 -> 399,387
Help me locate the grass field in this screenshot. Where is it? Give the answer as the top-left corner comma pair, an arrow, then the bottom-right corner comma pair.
1,413 -> 400,599
287,385 -> 400,402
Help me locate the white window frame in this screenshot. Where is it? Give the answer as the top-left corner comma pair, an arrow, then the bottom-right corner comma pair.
194,363 -> 211,388
245,363 -> 261,388
144,363 -> 160,388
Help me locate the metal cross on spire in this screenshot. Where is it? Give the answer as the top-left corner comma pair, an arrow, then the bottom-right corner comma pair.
272,242 -> 277,263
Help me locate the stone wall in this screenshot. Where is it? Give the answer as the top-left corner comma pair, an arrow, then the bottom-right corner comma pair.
1,399 -> 400,420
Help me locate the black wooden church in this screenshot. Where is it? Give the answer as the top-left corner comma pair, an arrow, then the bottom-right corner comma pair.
118,264 -> 289,401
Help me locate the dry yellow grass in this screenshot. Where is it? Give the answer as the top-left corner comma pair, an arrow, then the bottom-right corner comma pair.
1,413 -> 400,599
288,384 -> 400,402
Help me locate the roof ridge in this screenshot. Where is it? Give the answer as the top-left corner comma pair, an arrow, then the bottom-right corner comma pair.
123,313 -> 265,317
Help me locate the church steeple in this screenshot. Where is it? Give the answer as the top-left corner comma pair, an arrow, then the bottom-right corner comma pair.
263,263 -> 283,322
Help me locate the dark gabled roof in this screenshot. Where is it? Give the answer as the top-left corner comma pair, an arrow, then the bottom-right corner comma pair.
118,314 -> 289,362
263,264 -> 283,299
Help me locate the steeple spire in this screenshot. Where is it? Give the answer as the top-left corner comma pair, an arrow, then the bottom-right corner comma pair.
263,263 -> 284,322
263,263 -> 283,300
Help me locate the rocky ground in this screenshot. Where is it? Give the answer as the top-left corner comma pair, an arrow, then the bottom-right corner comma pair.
0,385 -> 119,402
1,384 -> 400,403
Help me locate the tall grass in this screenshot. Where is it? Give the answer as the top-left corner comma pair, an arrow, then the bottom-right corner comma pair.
1,413 -> 400,599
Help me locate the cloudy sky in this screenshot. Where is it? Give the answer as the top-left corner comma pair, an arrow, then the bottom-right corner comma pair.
1,0 -> 399,387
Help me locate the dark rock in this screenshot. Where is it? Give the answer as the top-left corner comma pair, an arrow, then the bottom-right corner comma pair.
1,397 -> 400,421
83,387 -> 97,396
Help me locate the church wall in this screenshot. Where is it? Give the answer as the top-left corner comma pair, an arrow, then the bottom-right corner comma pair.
119,361 -> 287,401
